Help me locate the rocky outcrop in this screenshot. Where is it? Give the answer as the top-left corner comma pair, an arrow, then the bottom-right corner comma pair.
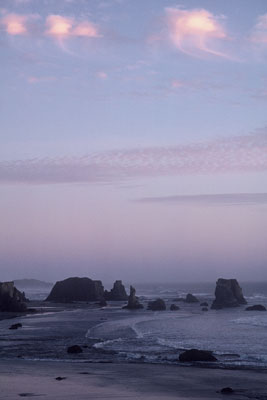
170,304 -> 180,311
211,278 -> 247,309
185,293 -> 199,303
0,281 -> 27,312
46,277 -> 104,303
179,349 -> 217,362
123,286 -> 143,309
104,280 -> 128,301
245,304 -> 266,311
147,298 -> 166,311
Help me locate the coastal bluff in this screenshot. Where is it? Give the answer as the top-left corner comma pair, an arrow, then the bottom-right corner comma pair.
46,277 -> 104,303
211,278 -> 247,309
0,281 -> 27,312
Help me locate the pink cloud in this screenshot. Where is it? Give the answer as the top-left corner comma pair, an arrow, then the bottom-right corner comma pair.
1,13 -> 28,35
0,131 -> 266,184
45,15 -> 100,39
96,71 -> 108,79
250,14 -> 267,44
165,8 -> 228,58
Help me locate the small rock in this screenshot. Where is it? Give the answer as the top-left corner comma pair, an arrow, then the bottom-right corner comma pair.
179,349 -> 217,362
245,304 -> 266,311
202,307 -> 208,312
221,387 -> 234,394
200,302 -> 208,307
67,345 -> 83,354
185,293 -> 199,303
147,298 -> 166,311
170,304 -> 180,311
55,377 -> 66,381
9,323 -> 22,330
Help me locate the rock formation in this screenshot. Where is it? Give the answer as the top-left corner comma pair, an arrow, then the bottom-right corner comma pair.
104,280 -> 128,301
170,304 -> 180,311
245,304 -> 266,311
147,298 -> 166,311
185,293 -> 199,303
179,349 -> 217,362
46,277 -> 105,303
0,281 -> 27,312
123,286 -> 143,309
211,278 -> 247,309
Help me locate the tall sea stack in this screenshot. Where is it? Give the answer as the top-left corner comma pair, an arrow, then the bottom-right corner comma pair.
211,278 -> 247,309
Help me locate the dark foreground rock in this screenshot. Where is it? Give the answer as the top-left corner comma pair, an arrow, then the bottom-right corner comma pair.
179,349 -> 217,362
185,293 -> 199,303
211,278 -> 247,309
246,304 -> 266,311
123,286 -> 143,309
9,323 -> 22,330
147,298 -> 166,311
104,280 -> 128,301
67,345 -> 83,354
46,277 -> 104,303
170,304 -> 180,311
221,387 -> 234,394
0,282 -> 27,312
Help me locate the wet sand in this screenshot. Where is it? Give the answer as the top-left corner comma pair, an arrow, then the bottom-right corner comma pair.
0,359 -> 267,400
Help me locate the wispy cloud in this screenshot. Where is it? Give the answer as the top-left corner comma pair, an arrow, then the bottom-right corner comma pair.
250,14 -> 267,44
0,130 -> 266,185
165,7 -> 229,58
45,15 -> 100,39
136,193 -> 267,206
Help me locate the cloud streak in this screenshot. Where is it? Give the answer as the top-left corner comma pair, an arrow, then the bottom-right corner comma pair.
165,7 -> 228,58
136,193 -> 267,206
250,14 -> 267,44
0,131 -> 266,185
45,15 -> 100,39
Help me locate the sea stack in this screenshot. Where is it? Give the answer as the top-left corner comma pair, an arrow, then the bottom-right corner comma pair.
0,281 -> 27,312
211,278 -> 247,309
46,277 -> 105,303
104,280 -> 128,301
123,286 -> 143,309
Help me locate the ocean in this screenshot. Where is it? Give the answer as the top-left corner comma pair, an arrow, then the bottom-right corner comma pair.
0,282 -> 267,370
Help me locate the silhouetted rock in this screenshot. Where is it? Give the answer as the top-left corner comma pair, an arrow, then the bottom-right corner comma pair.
211,278 -> 247,309
185,293 -> 199,303
46,277 -> 104,303
200,302 -> 208,307
67,345 -> 83,354
170,304 -> 180,311
245,304 -> 266,311
0,282 -> 27,312
104,280 -> 128,301
179,349 -> 217,362
123,286 -> 143,309
9,323 -> 22,330
98,299 -> 107,307
221,387 -> 234,394
55,377 -> 66,381
202,307 -> 209,312
147,298 -> 166,311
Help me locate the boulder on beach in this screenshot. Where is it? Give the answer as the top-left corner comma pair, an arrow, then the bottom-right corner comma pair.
179,349 -> 217,362
0,281 -> 27,312
170,304 -> 180,311
46,277 -> 105,303
147,298 -> 166,311
67,345 -> 83,354
104,280 -> 128,301
123,286 -> 143,310
245,304 -> 266,311
221,387 -> 234,394
185,293 -> 199,303
211,278 -> 247,310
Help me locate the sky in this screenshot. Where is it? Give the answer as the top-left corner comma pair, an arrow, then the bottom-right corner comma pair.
0,0 -> 267,283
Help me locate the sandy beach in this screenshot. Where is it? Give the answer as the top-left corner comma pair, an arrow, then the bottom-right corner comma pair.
0,359 -> 267,400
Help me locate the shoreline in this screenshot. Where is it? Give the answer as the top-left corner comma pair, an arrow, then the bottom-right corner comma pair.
0,358 -> 267,399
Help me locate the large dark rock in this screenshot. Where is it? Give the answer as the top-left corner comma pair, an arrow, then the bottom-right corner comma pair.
123,286 -> 143,309
104,280 -> 128,301
46,277 -> 104,303
0,282 -> 27,312
147,298 -> 166,311
211,278 -> 247,310
179,349 -> 217,362
245,304 -> 266,311
185,293 -> 199,303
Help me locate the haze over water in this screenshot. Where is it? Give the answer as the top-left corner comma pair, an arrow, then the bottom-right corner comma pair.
0,0 -> 267,282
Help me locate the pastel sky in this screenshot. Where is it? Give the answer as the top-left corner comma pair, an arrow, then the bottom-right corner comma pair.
0,0 -> 267,283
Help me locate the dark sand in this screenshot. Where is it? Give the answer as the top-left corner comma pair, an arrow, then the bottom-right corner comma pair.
0,359 -> 267,400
